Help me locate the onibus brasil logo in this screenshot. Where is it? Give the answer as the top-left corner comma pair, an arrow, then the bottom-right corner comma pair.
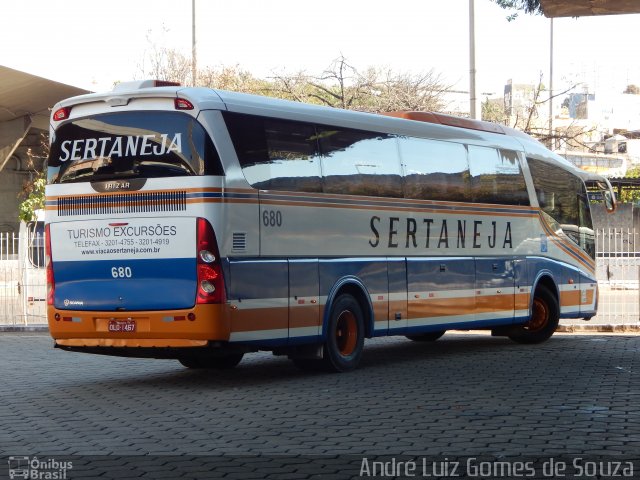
8,456 -> 73,479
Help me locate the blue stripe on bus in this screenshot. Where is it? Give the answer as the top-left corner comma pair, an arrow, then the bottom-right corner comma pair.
238,335 -> 322,347
392,316 -> 519,336
53,258 -> 196,311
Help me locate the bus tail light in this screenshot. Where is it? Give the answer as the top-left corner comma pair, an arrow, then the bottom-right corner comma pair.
174,98 -> 194,110
53,107 -> 71,122
45,224 -> 55,305
196,218 -> 225,304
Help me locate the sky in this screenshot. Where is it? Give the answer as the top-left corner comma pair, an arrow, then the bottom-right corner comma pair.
2,0 -> 640,99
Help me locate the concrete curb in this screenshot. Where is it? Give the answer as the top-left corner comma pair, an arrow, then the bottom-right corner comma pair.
0,325 -> 49,332
558,324 -> 640,333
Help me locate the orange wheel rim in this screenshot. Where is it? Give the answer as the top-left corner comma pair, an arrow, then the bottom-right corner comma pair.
527,298 -> 548,332
336,310 -> 357,356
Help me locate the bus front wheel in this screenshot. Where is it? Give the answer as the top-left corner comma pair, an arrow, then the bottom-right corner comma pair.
508,285 -> 559,344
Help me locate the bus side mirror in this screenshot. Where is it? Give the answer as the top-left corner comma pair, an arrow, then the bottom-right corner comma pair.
604,189 -> 616,213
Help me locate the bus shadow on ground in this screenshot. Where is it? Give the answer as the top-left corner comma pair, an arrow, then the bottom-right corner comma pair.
69,334 -> 545,390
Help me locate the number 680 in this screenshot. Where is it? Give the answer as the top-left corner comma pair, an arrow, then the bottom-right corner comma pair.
111,266 -> 132,278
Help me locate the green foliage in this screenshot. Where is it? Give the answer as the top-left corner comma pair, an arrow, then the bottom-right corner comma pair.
492,0 -> 544,21
18,173 -> 45,223
619,166 -> 640,204
482,97 -> 507,124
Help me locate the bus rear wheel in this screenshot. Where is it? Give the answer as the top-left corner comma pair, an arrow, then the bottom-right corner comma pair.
322,294 -> 365,372
178,353 -> 244,369
293,293 -> 365,373
508,285 -> 559,344
406,331 -> 446,342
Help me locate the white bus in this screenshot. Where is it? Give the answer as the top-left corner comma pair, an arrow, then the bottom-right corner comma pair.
45,81 -> 615,372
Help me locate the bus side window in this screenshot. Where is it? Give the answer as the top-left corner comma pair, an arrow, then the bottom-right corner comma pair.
398,137 -> 471,202
318,127 -> 402,198
263,119 -> 322,192
468,146 -> 529,206
224,112 -> 322,192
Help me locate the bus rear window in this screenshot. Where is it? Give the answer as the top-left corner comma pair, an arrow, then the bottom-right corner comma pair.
47,111 -> 222,183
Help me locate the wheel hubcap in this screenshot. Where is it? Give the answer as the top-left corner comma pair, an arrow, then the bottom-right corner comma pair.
527,298 -> 549,332
336,310 -> 357,356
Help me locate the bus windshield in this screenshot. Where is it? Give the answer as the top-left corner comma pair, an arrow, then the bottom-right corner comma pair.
47,111 -> 222,184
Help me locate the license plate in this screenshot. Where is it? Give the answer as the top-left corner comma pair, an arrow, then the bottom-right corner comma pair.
108,319 -> 136,333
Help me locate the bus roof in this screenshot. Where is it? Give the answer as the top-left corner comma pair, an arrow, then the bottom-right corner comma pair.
51,83 -> 577,171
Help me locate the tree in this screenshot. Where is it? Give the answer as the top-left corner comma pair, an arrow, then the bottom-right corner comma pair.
141,49 -> 452,114
619,166 -> 640,204
18,133 -> 48,223
482,97 -> 508,124
270,56 -> 451,113
491,0 -> 544,21
483,74 -> 597,150
142,44 -> 193,85
623,84 -> 640,95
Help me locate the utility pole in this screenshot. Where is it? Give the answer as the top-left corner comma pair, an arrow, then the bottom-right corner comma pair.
469,0 -> 480,119
549,18 -> 554,150
192,0 -> 197,86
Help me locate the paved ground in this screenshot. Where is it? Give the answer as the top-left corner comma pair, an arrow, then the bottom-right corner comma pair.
1,332 -> 639,479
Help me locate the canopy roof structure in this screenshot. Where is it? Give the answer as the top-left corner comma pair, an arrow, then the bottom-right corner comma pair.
540,0 -> 640,17
0,66 -> 89,171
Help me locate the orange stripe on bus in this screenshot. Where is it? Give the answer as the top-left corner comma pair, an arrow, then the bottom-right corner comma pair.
258,199 -> 536,217
475,294 -> 516,314
230,307 -> 289,333
408,297 -> 476,318
560,290 -> 581,307
289,305 -> 322,329
515,292 -> 529,311
259,189 -> 537,211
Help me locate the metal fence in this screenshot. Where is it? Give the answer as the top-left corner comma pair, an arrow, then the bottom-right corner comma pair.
0,230 -> 639,327
0,232 -> 46,326
592,228 -> 640,325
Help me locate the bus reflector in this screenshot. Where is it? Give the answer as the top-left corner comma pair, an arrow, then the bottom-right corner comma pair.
175,98 -> 194,110
53,107 -> 71,122
196,218 -> 225,304
45,224 -> 55,305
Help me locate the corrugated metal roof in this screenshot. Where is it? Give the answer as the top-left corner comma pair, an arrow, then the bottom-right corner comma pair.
0,66 -> 89,129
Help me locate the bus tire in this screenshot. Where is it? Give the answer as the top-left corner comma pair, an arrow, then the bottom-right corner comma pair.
321,293 -> 365,372
508,285 -> 559,344
178,353 -> 244,369
406,331 -> 446,342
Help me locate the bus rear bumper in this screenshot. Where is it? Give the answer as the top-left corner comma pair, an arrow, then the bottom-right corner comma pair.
55,338 -> 208,348
53,341 -> 252,359
47,304 -> 231,346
